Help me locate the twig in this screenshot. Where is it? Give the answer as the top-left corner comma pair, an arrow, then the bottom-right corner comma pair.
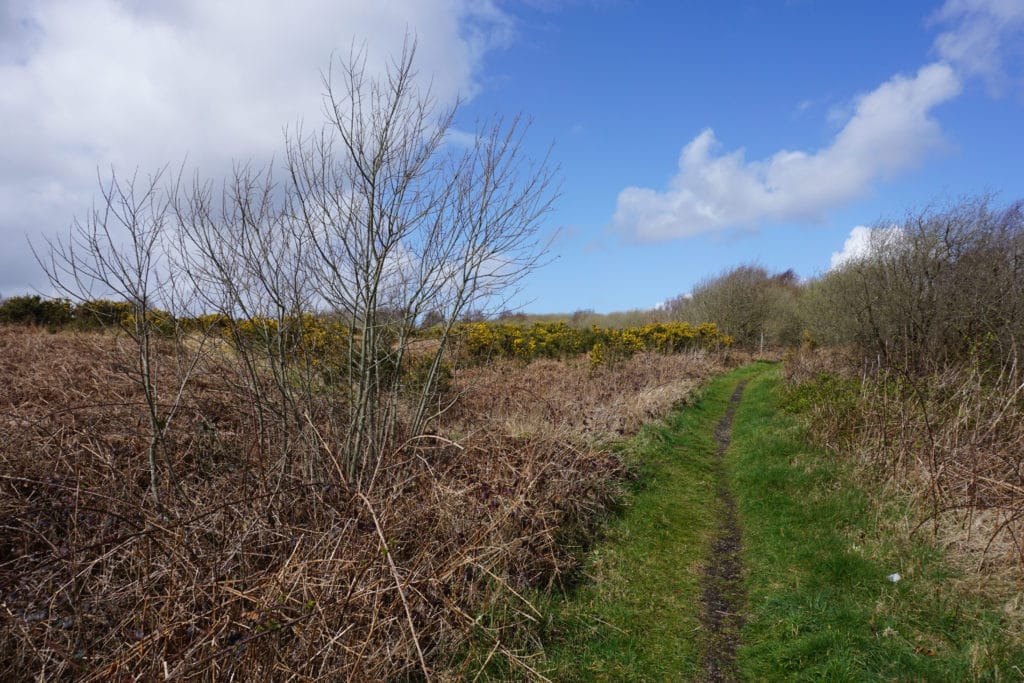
358,492 -> 431,681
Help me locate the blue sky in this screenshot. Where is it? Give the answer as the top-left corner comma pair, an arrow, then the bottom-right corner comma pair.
467,0 -> 1024,311
2,0 -> 1023,313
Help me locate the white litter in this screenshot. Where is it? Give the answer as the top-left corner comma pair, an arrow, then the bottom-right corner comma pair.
887,572 -> 901,583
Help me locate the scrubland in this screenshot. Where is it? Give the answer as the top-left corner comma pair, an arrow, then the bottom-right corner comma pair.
785,347 -> 1024,578
0,324 -> 731,680
5,191 -> 1024,680
774,198 -> 1024,619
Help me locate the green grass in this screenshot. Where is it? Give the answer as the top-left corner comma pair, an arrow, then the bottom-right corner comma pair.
531,363 -> 1023,681
732,367 -> 1024,681
536,362 -> 771,681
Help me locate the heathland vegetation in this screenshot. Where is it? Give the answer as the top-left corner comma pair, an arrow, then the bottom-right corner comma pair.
2,39 -> 1023,681
6,186 -> 1023,679
788,196 -> 1024,578
532,195 -> 1024,680
0,43 -> 740,680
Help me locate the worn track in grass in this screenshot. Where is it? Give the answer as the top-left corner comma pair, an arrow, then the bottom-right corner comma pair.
699,380 -> 747,682
540,364 -> 1024,680
535,365 -> 768,681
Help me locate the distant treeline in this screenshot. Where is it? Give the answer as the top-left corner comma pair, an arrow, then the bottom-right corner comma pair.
8,195 -> 1021,371
0,296 -> 417,334
665,195 -> 1024,372
0,295 -> 731,367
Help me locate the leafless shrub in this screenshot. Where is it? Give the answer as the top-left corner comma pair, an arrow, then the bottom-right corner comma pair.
804,196 -> 1024,375
35,168 -> 214,508
0,325 -> 724,679
791,197 -> 1024,573
671,265 -> 803,351
168,38 -> 558,491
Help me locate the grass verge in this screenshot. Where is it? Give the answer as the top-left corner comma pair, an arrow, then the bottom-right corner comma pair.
535,362 -> 771,680
732,366 -> 1024,681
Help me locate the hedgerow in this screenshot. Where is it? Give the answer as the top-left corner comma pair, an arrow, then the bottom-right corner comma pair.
452,320 -> 732,364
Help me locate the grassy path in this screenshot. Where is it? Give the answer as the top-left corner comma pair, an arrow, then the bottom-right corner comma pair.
538,363 -> 767,680
731,365 -> 1023,680
538,363 -> 1023,681
698,380 -> 747,681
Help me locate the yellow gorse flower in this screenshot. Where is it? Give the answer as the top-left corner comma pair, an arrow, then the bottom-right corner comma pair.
454,320 -> 731,363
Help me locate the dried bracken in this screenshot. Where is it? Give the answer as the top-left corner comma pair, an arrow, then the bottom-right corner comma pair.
455,352 -> 726,440
0,326 -> 726,680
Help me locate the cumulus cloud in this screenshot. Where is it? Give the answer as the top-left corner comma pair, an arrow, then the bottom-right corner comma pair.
611,0 -> 1024,245
612,63 -> 962,242
932,0 -> 1024,93
0,0 -> 512,295
829,225 -> 904,270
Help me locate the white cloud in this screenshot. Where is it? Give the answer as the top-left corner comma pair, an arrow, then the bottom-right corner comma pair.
829,224 -> 903,270
612,63 -> 962,242
611,0 -> 1024,245
0,0 -> 512,295
933,0 -> 1024,94
443,128 -> 480,149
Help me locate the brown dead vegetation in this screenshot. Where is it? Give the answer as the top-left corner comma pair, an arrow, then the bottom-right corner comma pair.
785,347 -> 1024,578
0,326 -> 727,680
454,351 -> 728,441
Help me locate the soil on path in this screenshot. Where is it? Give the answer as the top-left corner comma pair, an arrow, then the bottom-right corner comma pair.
699,381 -> 748,682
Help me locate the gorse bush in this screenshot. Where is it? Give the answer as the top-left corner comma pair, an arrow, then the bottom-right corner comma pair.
0,302 -> 731,373
452,320 -> 732,363
230,313 -> 373,388
72,299 -> 134,329
180,312 -> 233,333
0,295 -> 183,335
0,294 -> 73,327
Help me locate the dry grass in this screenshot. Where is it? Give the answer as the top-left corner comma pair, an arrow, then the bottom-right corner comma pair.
784,348 -> 1024,577
454,352 -> 728,441
0,326 -> 727,680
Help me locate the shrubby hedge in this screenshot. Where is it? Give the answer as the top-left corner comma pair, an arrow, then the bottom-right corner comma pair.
0,296 -> 176,333
0,295 -> 73,327
0,298 -> 731,368
452,320 -> 732,364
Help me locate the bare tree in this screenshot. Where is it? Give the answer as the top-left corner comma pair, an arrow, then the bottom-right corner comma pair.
680,264 -> 801,350
38,38 -> 557,496
174,162 -> 322,484
37,168 -> 208,507
286,39 -> 558,487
